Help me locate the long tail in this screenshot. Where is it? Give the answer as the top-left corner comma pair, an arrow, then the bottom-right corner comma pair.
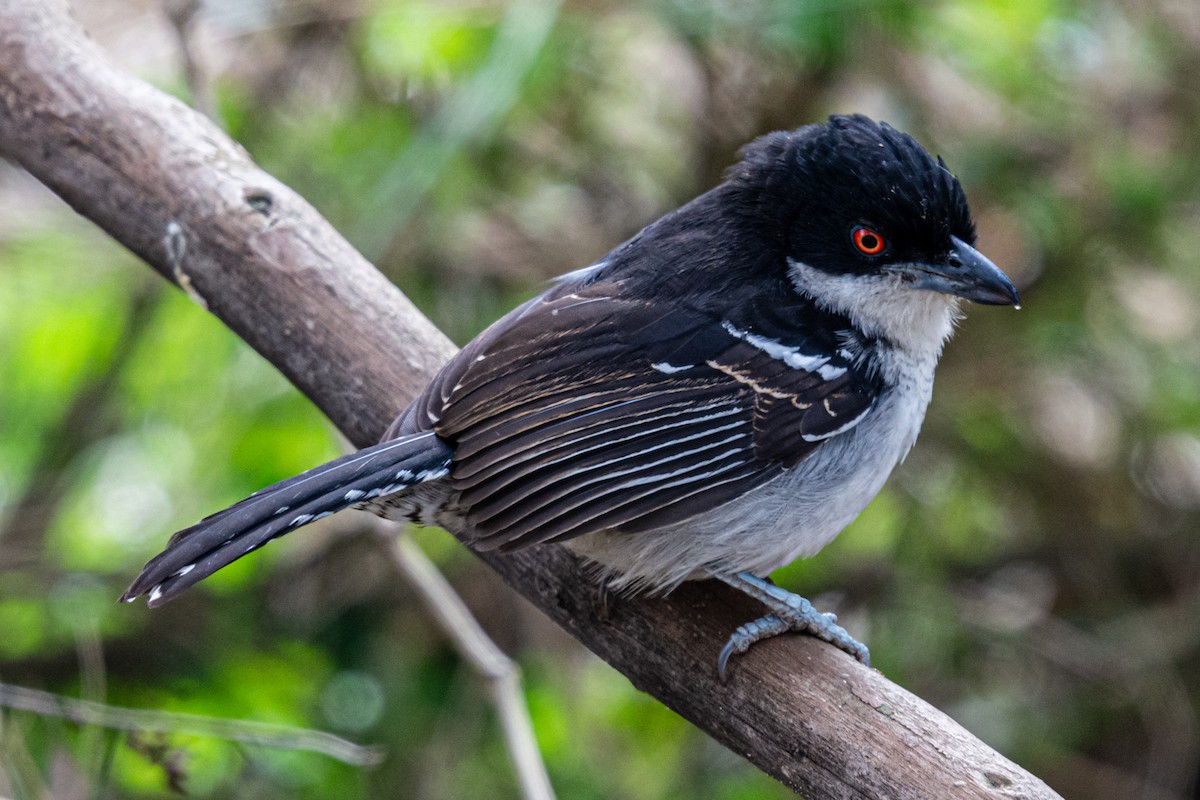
122,432 -> 454,607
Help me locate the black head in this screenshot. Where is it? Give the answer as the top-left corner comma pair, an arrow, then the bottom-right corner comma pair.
729,115 -> 1018,306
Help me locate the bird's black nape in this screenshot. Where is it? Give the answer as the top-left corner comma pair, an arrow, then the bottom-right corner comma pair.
727,114 -> 977,278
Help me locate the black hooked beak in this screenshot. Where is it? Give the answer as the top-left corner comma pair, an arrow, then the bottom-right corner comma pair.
894,236 -> 1021,306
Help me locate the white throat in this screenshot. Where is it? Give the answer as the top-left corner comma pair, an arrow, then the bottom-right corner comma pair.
787,258 -> 961,358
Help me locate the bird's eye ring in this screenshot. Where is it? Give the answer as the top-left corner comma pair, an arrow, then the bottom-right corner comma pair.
852,227 -> 886,256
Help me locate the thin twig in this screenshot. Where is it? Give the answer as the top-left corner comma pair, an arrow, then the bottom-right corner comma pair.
378,526 -> 556,800
162,0 -> 218,122
0,682 -> 382,767
75,620 -> 110,785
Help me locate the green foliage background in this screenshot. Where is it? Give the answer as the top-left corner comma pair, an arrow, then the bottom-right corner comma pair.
2,0 -> 1200,797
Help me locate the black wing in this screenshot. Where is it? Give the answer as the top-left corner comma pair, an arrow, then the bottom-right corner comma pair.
401,278 -> 880,551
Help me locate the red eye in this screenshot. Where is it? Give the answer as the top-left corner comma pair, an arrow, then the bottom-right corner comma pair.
852,227 -> 886,255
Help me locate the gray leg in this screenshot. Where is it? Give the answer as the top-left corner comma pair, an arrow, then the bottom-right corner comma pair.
714,572 -> 870,681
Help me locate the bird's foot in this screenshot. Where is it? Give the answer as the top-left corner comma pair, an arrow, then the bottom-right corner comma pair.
714,572 -> 869,682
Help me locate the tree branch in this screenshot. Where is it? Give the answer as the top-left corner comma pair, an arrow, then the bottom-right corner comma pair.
0,2 -> 1060,797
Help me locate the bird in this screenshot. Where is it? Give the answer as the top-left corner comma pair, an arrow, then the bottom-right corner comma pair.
122,114 -> 1019,678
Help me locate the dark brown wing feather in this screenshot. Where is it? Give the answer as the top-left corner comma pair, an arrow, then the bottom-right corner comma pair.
404,279 -> 878,550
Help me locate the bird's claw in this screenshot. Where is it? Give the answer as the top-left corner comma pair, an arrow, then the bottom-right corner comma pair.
714,572 -> 870,682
